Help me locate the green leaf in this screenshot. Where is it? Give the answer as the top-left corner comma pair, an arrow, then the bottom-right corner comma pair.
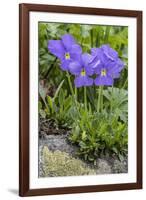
81,131 -> 87,141
58,89 -> 64,106
47,96 -> 53,113
112,147 -> 118,154
53,80 -> 64,101
103,87 -> 128,122
39,109 -> 46,118
81,25 -> 92,38
39,83 -> 48,108
118,154 -> 124,162
38,101 -> 42,110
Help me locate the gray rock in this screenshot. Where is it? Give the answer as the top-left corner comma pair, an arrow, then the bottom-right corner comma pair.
96,159 -> 112,174
39,134 -> 78,156
112,159 -> 128,173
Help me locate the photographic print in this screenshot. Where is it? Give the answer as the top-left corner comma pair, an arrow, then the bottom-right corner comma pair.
19,4 -> 142,196
38,23 -> 128,178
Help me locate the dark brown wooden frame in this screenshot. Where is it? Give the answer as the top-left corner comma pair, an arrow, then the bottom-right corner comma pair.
19,3 -> 143,197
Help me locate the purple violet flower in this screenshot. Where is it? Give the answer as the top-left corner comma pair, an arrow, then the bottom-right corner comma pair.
68,53 -> 94,88
90,44 -> 124,86
48,34 -> 82,71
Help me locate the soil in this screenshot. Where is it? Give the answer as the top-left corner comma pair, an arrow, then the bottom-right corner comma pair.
39,118 -> 69,136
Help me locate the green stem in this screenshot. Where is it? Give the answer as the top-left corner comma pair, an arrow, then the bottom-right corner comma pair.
81,37 -> 84,46
97,86 -> 102,112
90,29 -> 94,47
110,86 -> 113,112
122,78 -> 128,89
44,57 -> 57,79
96,31 -> 100,47
101,86 -> 103,112
66,71 -> 74,97
84,87 -> 87,111
66,72 -> 80,117
75,87 -> 78,101
104,26 -> 111,43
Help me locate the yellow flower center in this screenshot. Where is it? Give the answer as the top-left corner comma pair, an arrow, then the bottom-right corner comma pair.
101,69 -> 107,76
81,69 -> 86,76
65,52 -> 70,60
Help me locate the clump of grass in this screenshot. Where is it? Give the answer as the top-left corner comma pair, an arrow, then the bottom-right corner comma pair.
42,146 -> 96,177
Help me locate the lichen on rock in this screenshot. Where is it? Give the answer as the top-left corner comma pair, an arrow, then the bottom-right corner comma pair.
41,146 -> 96,177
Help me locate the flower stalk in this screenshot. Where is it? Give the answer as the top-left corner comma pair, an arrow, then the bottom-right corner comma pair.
97,86 -> 103,112
66,71 -> 74,97
110,85 -> 113,112
84,86 -> 87,111
75,87 -> 78,101
97,87 -> 101,112
100,86 -> 103,112
66,72 -> 80,117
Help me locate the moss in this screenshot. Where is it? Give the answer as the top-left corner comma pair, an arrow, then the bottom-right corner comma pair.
42,146 -> 96,177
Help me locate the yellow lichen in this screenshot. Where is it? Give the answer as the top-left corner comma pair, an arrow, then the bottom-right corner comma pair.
42,146 -> 96,177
